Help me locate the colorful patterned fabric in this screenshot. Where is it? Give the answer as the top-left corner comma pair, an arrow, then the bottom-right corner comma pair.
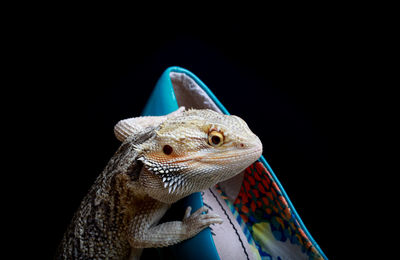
216,161 -> 325,260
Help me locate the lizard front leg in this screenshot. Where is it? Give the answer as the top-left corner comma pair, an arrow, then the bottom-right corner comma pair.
128,200 -> 222,249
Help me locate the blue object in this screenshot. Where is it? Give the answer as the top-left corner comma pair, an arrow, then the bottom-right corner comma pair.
141,66 -> 327,260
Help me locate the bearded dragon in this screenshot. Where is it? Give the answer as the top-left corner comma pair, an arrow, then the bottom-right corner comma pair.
56,107 -> 263,260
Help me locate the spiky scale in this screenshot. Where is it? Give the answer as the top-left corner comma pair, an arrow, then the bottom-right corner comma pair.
172,183 -> 178,193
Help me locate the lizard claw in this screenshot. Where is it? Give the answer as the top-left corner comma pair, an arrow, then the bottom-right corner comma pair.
182,206 -> 223,235
183,206 -> 192,219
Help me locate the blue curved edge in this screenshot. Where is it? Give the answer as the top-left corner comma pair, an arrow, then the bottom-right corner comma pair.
141,66 -> 327,260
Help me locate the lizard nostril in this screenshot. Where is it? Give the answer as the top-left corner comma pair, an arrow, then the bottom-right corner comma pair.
240,143 -> 245,148
163,145 -> 173,155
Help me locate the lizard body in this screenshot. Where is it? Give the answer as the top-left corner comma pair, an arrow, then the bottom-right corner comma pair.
56,108 -> 262,259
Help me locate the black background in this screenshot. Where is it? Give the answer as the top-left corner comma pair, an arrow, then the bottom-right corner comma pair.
7,9 -> 389,259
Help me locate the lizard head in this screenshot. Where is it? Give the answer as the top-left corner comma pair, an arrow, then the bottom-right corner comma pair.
131,109 -> 263,204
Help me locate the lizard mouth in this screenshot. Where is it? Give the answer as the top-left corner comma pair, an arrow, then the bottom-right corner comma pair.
196,146 -> 263,163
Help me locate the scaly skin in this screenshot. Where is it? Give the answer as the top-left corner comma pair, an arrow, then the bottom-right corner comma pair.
56,108 -> 262,260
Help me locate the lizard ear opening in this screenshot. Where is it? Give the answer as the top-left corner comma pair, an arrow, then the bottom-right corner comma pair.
114,107 -> 185,142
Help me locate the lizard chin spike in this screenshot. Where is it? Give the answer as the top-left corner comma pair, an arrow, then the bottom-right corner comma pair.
172,182 -> 178,193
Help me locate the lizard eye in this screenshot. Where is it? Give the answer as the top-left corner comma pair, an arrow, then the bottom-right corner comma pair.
208,131 -> 224,147
163,145 -> 173,155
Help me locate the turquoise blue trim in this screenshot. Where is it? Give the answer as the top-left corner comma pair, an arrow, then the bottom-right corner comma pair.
142,67 -> 179,116
166,66 -> 231,115
141,66 -> 326,260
